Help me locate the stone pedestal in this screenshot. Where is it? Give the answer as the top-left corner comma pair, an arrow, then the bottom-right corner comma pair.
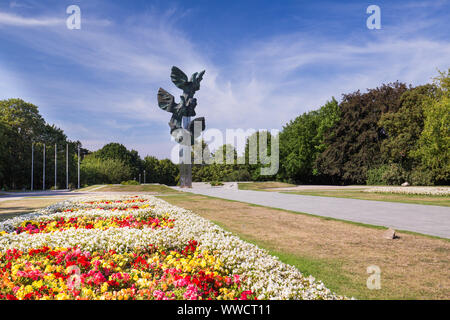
179,116 -> 192,188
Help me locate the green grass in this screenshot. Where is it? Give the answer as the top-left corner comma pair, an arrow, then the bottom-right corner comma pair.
75,185 -> 105,192
282,190 -> 450,207
238,181 -> 296,191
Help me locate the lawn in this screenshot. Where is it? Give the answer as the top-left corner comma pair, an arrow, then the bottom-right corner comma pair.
159,192 -> 450,299
74,185 -> 105,192
238,181 -> 296,191
282,190 -> 450,207
0,198 -> 66,222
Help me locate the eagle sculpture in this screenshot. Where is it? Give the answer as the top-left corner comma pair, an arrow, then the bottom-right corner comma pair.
157,66 -> 206,145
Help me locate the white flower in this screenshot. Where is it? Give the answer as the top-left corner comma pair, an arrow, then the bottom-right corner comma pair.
0,194 -> 348,300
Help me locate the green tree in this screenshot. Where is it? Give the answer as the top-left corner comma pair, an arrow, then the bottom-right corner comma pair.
412,70 -> 450,184
277,98 -> 340,183
81,155 -> 132,185
0,99 -> 81,190
95,143 -> 142,178
315,83 -> 408,184
0,120 -> 9,183
157,159 -> 179,185
379,85 -> 437,174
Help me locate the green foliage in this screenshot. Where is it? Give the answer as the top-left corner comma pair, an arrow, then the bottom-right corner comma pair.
94,143 -> 142,177
0,99 -> 81,190
210,181 -> 224,186
379,85 -> 437,173
409,169 -> 433,186
243,131 -> 278,181
366,164 -> 406,186
412,70 -> 450,184
192,143 -> 251,182
143,156 -> 179,186
81,155 -> 132,185
0,120 -> 8,181
224,168 -> 251,182
316,83 -> 408,184
278,98 -> 340,183
121,180 -> 140,185
366,166 -> 387,185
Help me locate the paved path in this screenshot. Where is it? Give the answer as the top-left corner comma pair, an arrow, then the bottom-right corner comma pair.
173,187 -> 450,238
0,190 -> 90,202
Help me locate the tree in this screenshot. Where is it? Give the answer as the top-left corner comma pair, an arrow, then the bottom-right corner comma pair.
95,143 -> 142,177
0,99 -> 81,190
277,98 -> 340,183
315,82 -> 408,184
0,120 -> 9,183
143,156 -> 161,183
81,155 -> 132,184
412,70 -> 450,184
377,84 -> 437,183
157,159 -> 179,185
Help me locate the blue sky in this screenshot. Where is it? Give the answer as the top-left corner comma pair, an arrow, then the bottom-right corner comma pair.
0,0 -> 449,158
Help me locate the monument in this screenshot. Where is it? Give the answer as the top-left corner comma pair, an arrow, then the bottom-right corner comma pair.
157,66 -> 206,187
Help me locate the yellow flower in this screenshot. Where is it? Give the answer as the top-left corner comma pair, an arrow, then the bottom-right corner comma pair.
101,282 -> 109,293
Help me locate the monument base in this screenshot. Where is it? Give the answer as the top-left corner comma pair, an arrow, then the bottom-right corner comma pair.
179,163 -> 192,188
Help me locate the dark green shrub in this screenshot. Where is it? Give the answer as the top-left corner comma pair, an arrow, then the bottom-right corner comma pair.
121,180 -> 140,185
367,164 -> 406,185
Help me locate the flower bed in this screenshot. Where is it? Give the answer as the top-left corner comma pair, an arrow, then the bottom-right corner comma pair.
0,195 -> 345,300
364,186 -> 450,196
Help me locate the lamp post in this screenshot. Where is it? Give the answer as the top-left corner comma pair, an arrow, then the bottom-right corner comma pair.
77,144 -> 80,189
143,170 -> 146,184
66,143 -> 69,189
54,143 -> 57,190
43,143 -> 46,191
31,143 -> 34,191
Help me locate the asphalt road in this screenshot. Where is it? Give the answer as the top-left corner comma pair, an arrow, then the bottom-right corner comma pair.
174,187 -> 450,238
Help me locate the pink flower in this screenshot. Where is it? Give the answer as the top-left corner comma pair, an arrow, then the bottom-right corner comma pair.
153,290 -> 165,300
183,284 -> 199,300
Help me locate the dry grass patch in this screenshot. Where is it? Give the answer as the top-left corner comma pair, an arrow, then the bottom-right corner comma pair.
0,198 -> 66,222
160,193 -> 450,299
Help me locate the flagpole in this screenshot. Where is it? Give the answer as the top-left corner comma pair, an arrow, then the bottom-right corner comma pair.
66,143 -> 69,189
54,143 -> 57,190
43,143 -> 46,191
31,143 -> 34,191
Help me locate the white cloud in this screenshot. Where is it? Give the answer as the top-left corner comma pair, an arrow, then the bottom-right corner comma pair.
0,11 -> 63,27
1,8 -> 449,158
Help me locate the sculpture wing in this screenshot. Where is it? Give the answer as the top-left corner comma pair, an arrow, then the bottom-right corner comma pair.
170,66 -> 189,90
157,88 -> 176,113
190,70 -> 205,91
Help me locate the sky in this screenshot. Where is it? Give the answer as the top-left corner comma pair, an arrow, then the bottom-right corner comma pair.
0,0 -> 449,159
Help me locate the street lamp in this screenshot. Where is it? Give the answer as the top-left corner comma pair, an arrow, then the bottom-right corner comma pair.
77,144 -> 80,189
31,143 -> 34,191
43,143 -> 46,190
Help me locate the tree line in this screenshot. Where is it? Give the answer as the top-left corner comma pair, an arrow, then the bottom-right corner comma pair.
1,69 -> 448,189
192,69 -> 449,186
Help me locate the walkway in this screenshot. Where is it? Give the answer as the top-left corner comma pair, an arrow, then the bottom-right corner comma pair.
174,187 -> 450,238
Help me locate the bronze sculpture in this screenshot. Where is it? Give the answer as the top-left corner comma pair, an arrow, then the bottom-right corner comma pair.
157,66 -> 206,187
